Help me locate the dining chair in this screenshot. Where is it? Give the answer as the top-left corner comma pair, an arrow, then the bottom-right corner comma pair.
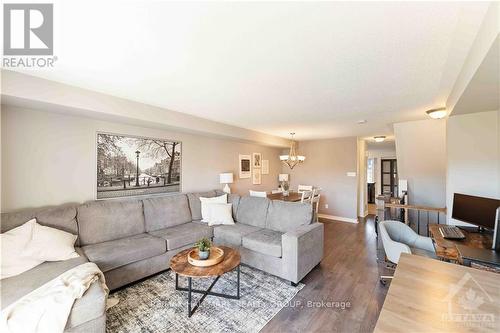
311,188 -> 321,222
298,185 -> 313,193
249,190 -> 268,198
300,190 -> 313,203
271,189 -> 283,194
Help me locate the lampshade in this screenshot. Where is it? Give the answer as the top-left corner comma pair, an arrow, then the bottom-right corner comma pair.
278,174 -> 289,182
219,173 -> 233,184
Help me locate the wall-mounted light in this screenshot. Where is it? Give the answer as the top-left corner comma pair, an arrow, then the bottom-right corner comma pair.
374,136 -> 386,143
426,107 -> 447,119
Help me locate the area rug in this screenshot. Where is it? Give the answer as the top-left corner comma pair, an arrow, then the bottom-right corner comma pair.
106,265 -> 304,333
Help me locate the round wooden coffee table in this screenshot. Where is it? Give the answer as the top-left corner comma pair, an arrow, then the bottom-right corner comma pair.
170,245 -> 241,317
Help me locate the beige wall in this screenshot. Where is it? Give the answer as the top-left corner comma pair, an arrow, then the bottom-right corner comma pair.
1,70 -> 290,148
446,110 -> 500,225
394,119 -> 447,209
285,137 -> 358,221
1,105 -> 282,212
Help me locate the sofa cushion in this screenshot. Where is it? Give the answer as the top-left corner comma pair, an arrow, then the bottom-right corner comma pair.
207,203 -> 235,226
0,247 -> 106,329
65,279 -> 107,329
213,223 -> 262,246
1,247 -> 89,309
266,200 -> 313,233
77,200 -> 145,245
148,222 -> 213,250
236,196 -> 270,228
200,194 -> 228,222
210,191 -> 240,219
242,229 -> 283,258
228,194 -> 241,219
187,191 -> 217,220
1,219 -> 44,279
143,194 -> 192,232
81,233 -> 166,272
0,204 -> 78,242
23,220 -> 79,262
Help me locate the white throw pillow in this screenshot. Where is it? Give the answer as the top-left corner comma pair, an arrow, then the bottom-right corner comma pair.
199,194 -> 227,222
0,219 -> 43,280
207,203 -> 235,226
23,221 -> 79,262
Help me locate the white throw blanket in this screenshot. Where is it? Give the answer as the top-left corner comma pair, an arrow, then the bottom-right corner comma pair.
1,262 -> 108,333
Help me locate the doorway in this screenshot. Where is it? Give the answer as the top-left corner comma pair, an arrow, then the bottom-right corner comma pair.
367,158 -> 375,203
381,159 -> 398,197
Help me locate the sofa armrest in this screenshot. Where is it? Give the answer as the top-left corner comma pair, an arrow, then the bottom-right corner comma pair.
282,223 -> 324,284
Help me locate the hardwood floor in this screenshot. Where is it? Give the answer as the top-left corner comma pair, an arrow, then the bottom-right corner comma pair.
262,216 -> 390,333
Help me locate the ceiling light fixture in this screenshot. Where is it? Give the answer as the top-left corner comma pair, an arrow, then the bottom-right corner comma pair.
374,136 -> 386,143
357,119 -> 367,124
426,107 -> 447,119
280,133 -> 305,169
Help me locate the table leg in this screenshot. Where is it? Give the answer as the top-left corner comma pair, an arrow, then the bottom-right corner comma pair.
188,277 -> 192,317
177,266 -> 241,317
237,265 -> 240,299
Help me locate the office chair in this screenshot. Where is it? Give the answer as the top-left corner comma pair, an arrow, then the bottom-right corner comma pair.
378,220 -> 436,285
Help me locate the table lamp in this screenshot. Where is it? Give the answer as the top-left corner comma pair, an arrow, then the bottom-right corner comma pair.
219,173 -> 234,194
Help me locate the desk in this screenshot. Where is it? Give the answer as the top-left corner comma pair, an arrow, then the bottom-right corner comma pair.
428,224 -> 492,262
267,192 -> 302,202
374,253 -> 500,333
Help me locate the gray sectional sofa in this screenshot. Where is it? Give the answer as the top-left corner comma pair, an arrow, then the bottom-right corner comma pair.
1,190 -> 324,332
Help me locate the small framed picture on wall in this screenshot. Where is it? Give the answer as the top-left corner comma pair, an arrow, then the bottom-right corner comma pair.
252,168 -> 262,185
262,160 -> 269,175
239,154 -> 251,179
253,153 -> 262,168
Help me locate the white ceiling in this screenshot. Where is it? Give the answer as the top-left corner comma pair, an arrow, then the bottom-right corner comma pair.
14,1 -> 490,140
452,36 -> 499,115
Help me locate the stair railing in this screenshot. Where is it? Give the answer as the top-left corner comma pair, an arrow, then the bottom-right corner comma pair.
382,203 -> 447,236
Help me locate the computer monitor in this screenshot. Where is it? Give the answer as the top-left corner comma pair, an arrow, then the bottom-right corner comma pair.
452,193 -> 500,250
452,193 -> 500,229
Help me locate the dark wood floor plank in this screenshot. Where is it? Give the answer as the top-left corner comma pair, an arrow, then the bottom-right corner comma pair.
261,216 -> 389,333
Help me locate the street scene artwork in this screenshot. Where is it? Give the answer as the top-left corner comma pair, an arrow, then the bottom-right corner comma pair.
97,133 -> 181,199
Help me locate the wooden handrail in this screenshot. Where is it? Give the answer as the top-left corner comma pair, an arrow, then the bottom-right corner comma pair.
384,203 -> 447,214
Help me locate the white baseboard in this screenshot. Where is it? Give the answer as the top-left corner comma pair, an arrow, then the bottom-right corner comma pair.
318,214 -> 358,223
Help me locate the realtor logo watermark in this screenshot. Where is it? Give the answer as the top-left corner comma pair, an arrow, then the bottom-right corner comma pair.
442,272 -> 496,329
2,3 -> 57,68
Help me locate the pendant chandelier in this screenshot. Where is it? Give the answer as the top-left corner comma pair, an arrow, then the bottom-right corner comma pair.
280,133 -> 305,169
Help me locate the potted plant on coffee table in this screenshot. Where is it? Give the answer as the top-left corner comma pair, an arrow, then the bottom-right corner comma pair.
194,238 -> 212,260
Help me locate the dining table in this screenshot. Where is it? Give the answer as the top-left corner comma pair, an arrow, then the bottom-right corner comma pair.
267,191 -> 302,202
